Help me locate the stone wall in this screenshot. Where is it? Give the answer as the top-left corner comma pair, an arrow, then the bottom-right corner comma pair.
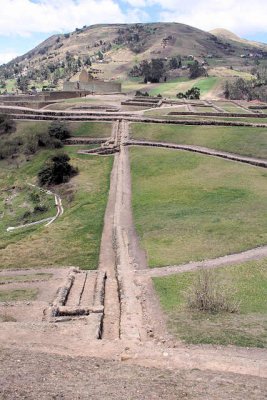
63,81 -> 121,93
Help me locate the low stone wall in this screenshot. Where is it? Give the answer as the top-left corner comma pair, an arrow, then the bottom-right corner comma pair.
0,91 -> 89,102
121,101 -> 157,107
126,140 -> 267,169
168,111 -> 267,118
65,138 -> 107,145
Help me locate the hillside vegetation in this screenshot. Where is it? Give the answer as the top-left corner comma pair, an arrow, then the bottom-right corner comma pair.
1,22 -> 266,92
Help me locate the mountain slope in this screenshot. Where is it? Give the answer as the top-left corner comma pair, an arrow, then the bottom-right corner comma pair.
1,22 -> 267,86
210,28 -> 266,49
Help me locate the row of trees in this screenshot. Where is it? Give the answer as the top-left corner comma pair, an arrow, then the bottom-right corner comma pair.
130,58 -> 207,83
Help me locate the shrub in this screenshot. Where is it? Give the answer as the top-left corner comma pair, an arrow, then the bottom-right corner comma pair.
38,153 -> 78,186
48,121 -> 71,141
186,269 -> 240,314
0,114 -> 15,135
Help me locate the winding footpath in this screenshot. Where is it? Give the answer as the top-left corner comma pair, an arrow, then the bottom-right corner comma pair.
6,185 -> 64,232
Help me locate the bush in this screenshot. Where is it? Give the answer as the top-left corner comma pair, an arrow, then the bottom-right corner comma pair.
176,87 -> 200,100
186,269 -> 239,314
48,121 -> 71,141
189,60 -> 207,79
0,114 -> 15,135
38,153 -> 78,186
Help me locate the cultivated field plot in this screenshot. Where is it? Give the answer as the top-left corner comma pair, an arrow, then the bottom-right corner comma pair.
0,147 -> 112,270
130,123 -> 267,159
215,101 -> 249,113
13,120 -> 112,139
148,77 -> 219,98
191,106 -> 216,113
130,147 -> 267,267
154,259 -> 267,348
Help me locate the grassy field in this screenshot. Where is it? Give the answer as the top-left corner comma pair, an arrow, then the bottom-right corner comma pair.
0,288 -> 38,302
148,77 -> 220,98
144,107 -> 267,123
130,123 -> 267,159
193,77 -> 220,96
0,79 -> 16,94
122,79 -> 151,93
0,184 -> 56,230
153,259 -> 267,347
0,273 -> 52,284
148,78 -> 190,97
13,121 -> 112,139
0,146 -> 113,270
216,102 -> 248,113
130,147 -> 267,267
69,122 -> 112,137
192,106 -> 216,113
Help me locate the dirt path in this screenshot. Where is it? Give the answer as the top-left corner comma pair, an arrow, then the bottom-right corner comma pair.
126,140 -> 267,168
1,348 -> 266,400
136,245 -> 267,278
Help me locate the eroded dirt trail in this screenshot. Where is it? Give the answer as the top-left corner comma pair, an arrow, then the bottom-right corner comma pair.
113,121 -> 147,341
98,120 -> 148,341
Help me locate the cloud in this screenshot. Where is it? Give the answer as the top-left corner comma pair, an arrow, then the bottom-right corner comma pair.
0,0 -> 267,41
0,52 -> 19,65
0,0 -> 135,36
123,0 -> 267,37
154,0 -> 267,36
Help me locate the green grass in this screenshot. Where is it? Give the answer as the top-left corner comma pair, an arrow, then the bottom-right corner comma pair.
148,78 -> 190,97
0,273 -> 52,284
153,259 -> 267,347
0,288 -> 38,302
69,122 -> 112,137
148,77 -> 219,98
130,123 -> 267,159
0,146 -> 113,270
130,147 -> 267,267
192,106 -> 216,113
0,79 -> 16,94
193,77 -> 220,96
216,102 -> 248,113
13,121 -> 112,139
0,184 -> 56,230
144,108 -> 267,123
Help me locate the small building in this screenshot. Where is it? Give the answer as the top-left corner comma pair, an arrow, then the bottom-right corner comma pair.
63,70 -> 121,93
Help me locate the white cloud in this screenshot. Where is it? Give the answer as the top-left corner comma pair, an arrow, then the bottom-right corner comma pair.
0,52 -> 19,65
123,0 -> 267,37
0,0 -> 267,40
154,0 -> 267,36
0,0 -> 134,36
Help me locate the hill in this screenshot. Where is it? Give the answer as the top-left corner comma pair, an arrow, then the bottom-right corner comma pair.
1,22 -> 267,91
210,28 -> 266,49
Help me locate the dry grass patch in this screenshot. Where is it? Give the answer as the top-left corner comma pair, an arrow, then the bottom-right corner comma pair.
153,259 -> 267,347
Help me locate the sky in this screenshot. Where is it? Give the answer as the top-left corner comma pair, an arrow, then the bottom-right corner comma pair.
0,0 -> 267,65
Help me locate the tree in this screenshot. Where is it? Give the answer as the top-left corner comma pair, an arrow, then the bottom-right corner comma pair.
48,121 -> 71,141
176,87 -> 200,100
16,76 -> 29,92
169,56 -> 181,69
38,153 -> 78,186
149,59 -> 165,83
189,60 -> 207,79
98,51 -> 104,61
